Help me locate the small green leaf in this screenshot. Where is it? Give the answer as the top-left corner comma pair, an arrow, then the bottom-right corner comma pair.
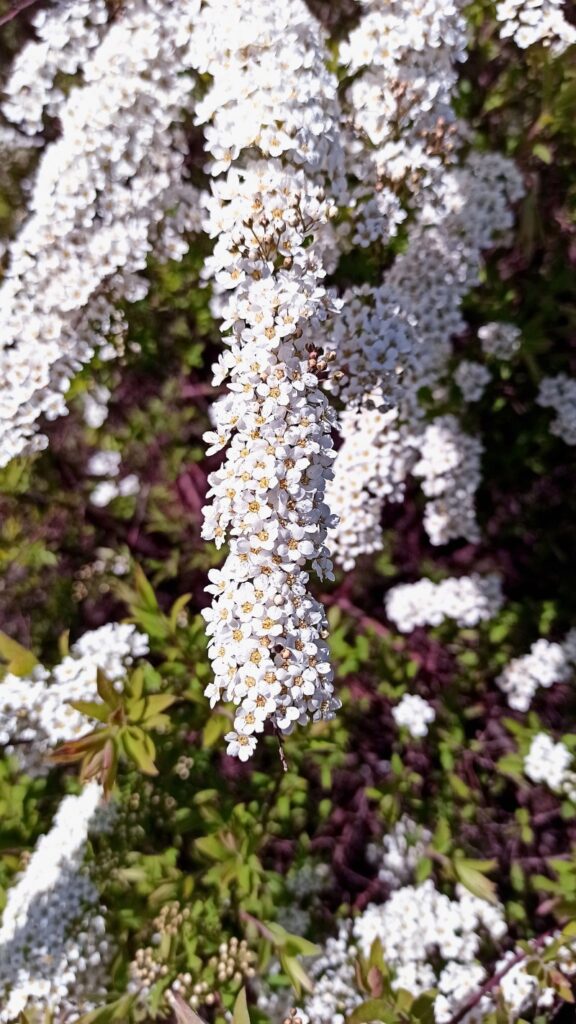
128,666 -> 144,700
68,701 -> 110,724
140,693 -> 178,720
74,995 -> 135,1024
121,727 -> 158,776
453,859 -> 498,904
134,563 -> 159,611
0,632 -> 38,676
279,953 -> 314,997
232,987 -> 251,1024
96,669 -> 120,709
170,593 -> 192,631
347,998 -> 395,1023
202,713 -> 230,748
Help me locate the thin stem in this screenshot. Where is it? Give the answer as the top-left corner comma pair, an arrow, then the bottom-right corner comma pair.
0,0 -> 40,27
447,928 -> 558,1024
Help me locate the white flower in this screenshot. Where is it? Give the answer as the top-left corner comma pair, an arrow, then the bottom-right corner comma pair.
0,783 -> 113,1021
392,694 -> 436,737
537,373 -> 576,446
454,360 -> 491,402
385,574 -> 504,632
524,732 -> 573,791
496,629 -> 576,710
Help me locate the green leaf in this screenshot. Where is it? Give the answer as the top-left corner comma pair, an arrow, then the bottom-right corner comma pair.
74,995 -> 135,1024
415,857 -> 433,883
96,669 -> 120,709
453,859 -> 498,904
433,817 -> 451,854
532,142 -> 553,164
169,593 -> 192,631
347,998 -> 395,1023
140,693 -> 178,721
279,953 -> 315,997
202,712 -> 230,748
134,563 -> 159,611
232,987 -> 251,1024
121,727 -> 158,776
195,834 -> 229,860
58,630 -> 70,658
128,666 -> 144,700
68,701 -> 110,724
0,632 -> 38,676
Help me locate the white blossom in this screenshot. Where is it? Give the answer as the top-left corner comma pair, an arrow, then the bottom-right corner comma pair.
386,573 -> 504,632
496,628 -> 576,710
524,732 -> 576,798
537,373 -> 576,445
0,0 -> 205,467
196,0 -> 346,758
496,0 -> 576,53
478,321 -> 522,360
392,694 -> 436,737
455,360 -> 491,402
0,782 -> 112,1021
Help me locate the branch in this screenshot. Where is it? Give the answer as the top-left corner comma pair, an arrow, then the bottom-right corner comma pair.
320,591 -> 390,640
0,0 -> 41,28
447,928 -> 558,1024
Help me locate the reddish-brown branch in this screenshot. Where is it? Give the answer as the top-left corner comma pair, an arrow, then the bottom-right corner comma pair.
0,0 -> 41,27
447,928 -> 559,1024
320,591 -> 391,640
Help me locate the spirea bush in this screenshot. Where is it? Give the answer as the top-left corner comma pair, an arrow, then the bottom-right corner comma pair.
0,0 -> 575,1021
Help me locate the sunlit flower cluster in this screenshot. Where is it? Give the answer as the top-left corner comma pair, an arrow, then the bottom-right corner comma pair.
386,573 -> 504,632
496,628 -> 576,710
0,0 -> 204,467
326,152 -> 524,567
197,0 -> 345,759
392,693 -> 436,737
524,732 -> 576,799
496,0 -> 576,53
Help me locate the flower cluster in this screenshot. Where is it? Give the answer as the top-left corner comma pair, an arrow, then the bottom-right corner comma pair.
367,816 -> 432,890
0,623 -> 148,774
496,628 -> 576,710
2,0 -> 109,135
87,448 -> 140,508
454,360 -> 492,402
302,879 -> 507,1024
537,373 -> 576,445
385,573 -> 504,632
0,0 -> 204,467
478,321 -> 522,360
326,151 -> 524,567
524,732 -> 576,799
0,782 -> 111,1022
413,416 -> 485,546
392,693 -> 436,737
340,0 -> 468,189
196,0 -> 345,759
496,0 -> 576,53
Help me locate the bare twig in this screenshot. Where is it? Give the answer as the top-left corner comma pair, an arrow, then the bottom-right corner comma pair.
274,725 -> 289,772
447,928 -> 558,1024
0,0 -> 41,28
320,591 -> 391,640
